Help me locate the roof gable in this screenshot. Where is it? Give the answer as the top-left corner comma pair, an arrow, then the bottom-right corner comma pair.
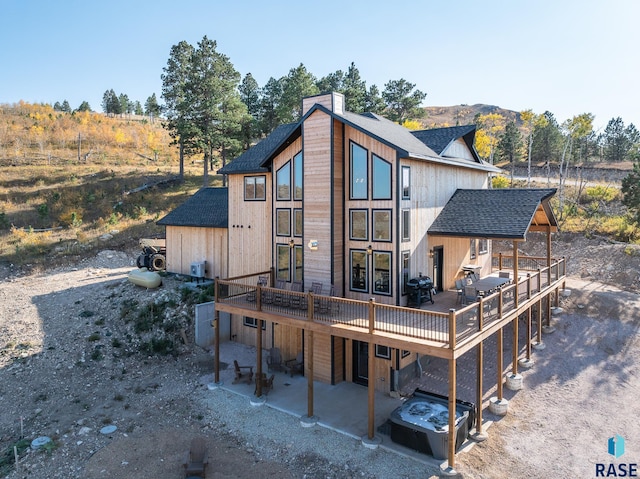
157,187 -> 228,228
427,188 -> 557,240
412,125 -> 479,161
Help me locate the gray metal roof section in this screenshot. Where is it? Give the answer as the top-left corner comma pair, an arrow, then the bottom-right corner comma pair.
427,188 -> 557,239
218,123 -> 298,174
157,187 -> 228,228
412,125 -> 477,156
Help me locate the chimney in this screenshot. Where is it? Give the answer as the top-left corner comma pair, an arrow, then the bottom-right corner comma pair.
301,92 -> 345,116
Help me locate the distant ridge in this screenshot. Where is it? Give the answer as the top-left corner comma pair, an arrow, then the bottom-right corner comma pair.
421,104 -> 520,128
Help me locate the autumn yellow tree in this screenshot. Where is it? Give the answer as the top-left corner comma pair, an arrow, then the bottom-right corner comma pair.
475,113 -> 505,163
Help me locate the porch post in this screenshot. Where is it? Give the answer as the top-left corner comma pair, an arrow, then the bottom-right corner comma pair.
307,330 -> 314,418
513,241 -> 519,308
473,341 -> 487,441
214,309 -> 220,384
255,320 -> 263,397
497,329 -> 503,400
447,356 -> 457,471
367,298 -> 376,440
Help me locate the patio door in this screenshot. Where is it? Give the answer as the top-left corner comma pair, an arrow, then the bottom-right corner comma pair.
352,340 -> 368,386
433,246 -> 444,291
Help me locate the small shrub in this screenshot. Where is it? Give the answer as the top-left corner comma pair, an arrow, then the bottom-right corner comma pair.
492,175 -> 510,189
111,338 -> 122,348
87,332 -> 101,342
79,310 -> 95,318
90,348 -> 103,361
584,185 -> 618,203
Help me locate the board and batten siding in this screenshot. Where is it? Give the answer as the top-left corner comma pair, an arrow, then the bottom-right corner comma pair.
226,174 -> 272,278
442,138 -> 475,161
429,234 -> 492,287
332,119 -> 344,295
302,109 -> 334,289
343,125 -> 397,305
399,158 -> 489,295
164,226 -> 227,279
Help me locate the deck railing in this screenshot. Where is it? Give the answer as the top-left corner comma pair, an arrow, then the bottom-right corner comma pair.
215,257 -> 566,349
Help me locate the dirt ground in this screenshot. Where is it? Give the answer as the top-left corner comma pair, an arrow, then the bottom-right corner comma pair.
0,233 -> 639,478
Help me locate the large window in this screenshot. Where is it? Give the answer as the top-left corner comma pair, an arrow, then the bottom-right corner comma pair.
293,152 -> 303,200
350,209 -> 368,240
293,209 -> 303,237
372,155 -> 391,200
244,176 -> 266,200
401,251 -> 410,295
350,250 -> 368,292
372,209 -> 391,241
402,166 -> 410,199
276,244 -> 291,281
401,209 -> 410,241
350,142 -> 368,199
373,251 -> 391,295
294,245 -> 303,283
479,238 -> 488,255
243,317 -> 266,330
276,209 -> 290,237
276,161 -> 291,200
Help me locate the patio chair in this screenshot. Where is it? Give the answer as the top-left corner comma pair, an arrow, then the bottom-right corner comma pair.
289,281 -> 305,308
266,347 -> 284,372
311,282 -> 323,294
316,285 -> 336,315
285,352 -> 304,377
272,279 -> 287,305
246,276 -> 268,303
455,279 -> 464,304
183,436 -> 208,478
254,373 -> 275,396
232,360 -> 254,384
463,285 -> 478,304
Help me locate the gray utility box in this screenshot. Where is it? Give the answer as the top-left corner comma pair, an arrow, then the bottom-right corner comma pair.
190,261 -> 206,278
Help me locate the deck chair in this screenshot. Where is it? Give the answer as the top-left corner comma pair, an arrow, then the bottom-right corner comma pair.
266,347 -> 284,372
232,360 -> 253,384
272,279 -> 287,305
463,285 -> 478,304
285,352 -> 304,377
254,373 -> 275,396
455,279 -> 464,304
183,436 -> 208,478
289,281 -> 304,308
311,281 -> 323,294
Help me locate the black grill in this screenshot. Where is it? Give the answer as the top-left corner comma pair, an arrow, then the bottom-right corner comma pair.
406,276 -> 434,306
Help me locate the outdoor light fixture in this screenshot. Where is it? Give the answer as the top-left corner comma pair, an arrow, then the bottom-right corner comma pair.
429,249 -> 434,258
366,245 -> 373,255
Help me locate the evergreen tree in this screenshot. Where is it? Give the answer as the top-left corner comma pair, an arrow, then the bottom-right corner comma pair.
531,111 -> 562,166
342,62 -> 367,113
177,36 -> 248,186
161,40 -> 195,180
53,101 -> 62,111
601,117 -> 640,162
259,77 -> 283,135
381,79 -> 426,123
276,64 -> 319,124
496,121 -> 523,182
76,101 -> 92,112
622,151 -> 640,224
144,93 -> 161,119
238,73 -> 262,147
102,89 -> 120,115
61,100 -> 71,113
364,85 -> 385,114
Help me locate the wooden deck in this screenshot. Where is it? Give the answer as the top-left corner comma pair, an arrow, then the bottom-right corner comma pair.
215,257 -> 566,360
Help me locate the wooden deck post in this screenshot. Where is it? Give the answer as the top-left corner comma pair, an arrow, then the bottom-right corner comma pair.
214,277 -> 220,384
497,328 -> 504,400
368,298 -> 376,440
214,309 -> 220,384
475,341 -> 484,435
307,330 -> 314,418
513,241 -> 519,308
536,298 -> 543,343
512,315 -> 518,376
255,319 -> 263,397
447,356 -> 457,470
526,307 -> 532,361
448,309 -> 457,350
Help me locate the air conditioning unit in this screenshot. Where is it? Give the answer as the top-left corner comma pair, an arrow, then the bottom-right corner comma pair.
190,261 -> 206,278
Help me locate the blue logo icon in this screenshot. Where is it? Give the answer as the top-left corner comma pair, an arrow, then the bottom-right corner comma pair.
608,434 -> 625,458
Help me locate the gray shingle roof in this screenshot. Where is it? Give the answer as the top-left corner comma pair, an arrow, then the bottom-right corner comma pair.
427,188 -> 557,239
338,110 -> 439,158
157,187 -> 228,228
218,123 -> 298,174
412,125 -> 477,156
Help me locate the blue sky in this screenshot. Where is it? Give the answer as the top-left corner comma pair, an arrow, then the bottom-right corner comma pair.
2,0 -> 638,131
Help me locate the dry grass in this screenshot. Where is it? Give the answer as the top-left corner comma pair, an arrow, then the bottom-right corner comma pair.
0,162 -> 217,269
